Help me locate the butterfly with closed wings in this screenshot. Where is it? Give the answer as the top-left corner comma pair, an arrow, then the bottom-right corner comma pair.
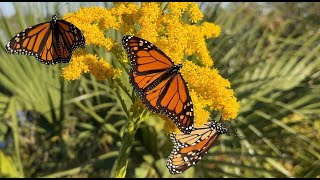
5,14 -> 85,65
166,120 -> 229,174
122,35 -> 194,134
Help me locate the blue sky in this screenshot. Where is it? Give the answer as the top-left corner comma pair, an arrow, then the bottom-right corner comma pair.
0,2 -> 15,16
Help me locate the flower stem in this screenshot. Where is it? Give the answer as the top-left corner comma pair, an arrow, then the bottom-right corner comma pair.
108,79 -> 132,119
110,115 -> 142,178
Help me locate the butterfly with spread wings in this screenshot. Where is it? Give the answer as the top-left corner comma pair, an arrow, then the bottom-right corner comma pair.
5,14 -> 85,65
166,120 -> 229,174
122,35 -> 194,134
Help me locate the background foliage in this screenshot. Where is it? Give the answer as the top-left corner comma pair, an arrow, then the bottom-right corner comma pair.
0,2 -> 319,178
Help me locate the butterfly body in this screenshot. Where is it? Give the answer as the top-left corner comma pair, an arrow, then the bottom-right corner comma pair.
122,35 -> 194,134
5,15 -> 85,65
166,120 -> 229,174
143,64 -> 182,92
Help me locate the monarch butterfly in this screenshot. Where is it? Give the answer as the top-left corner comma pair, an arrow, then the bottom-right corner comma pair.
122,35 -> 194,134
166,120 -> 229,174
5,14 -> 85,65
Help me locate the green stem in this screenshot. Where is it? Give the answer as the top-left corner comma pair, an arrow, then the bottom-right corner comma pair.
114,78 -> 133,100
110,114 -> 143,178
108,79 -> 131,118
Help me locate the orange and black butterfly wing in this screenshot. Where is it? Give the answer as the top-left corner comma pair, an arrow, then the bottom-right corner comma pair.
54,20 -> 85,62
5,22 -> 52,59
35,26 -> 61,64
37,19 -> 85,65
5,15 -> 85,65
123,35 -> 194,134
123,35 -> 173,114
129,69 -> 168,114
122,35 -> 173,74
157,73 -> 194,134
166,121 -> 229,174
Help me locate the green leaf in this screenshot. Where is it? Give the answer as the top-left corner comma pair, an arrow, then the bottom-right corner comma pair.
0,151 -> 22,178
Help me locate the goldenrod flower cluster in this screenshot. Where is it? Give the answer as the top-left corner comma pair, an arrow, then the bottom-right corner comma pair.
62,2 -> 240,133
62,50 -> 121,81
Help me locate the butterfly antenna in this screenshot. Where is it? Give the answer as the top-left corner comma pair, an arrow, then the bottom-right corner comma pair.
226,128 -> 246,139
217,116 -> 245,138
54,3 -> 70,17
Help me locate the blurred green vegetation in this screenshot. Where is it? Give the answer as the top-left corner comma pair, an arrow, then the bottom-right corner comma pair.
0,2 -> 319,178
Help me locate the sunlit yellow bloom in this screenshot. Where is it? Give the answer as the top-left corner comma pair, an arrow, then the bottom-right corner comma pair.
63,7 -> 116,51
111,3 -> 139,35
183,25 -> 214,67
62,51 -> 90,81
98,10 -> 121,30
62,51 -> 121,81
112,2 -> 139,15
168,2 -> 190,18
89,59 -> 122,80
188,3 -> 203,23
181,61 -> 240,120
190,90 -> 211,126
137,2 -> 161,42
201,22 -> 221,38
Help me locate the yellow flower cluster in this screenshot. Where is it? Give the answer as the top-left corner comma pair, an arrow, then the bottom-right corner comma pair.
188,3 -> 204,23
110,2 -> 139,34
62,50 -> 121,81
181,61 -> 240,120
64,6 -> 115,51
167,2 -> 190,19
137,2 -> 161,42
146,2 -> 220,67
63,2 -> 239,132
